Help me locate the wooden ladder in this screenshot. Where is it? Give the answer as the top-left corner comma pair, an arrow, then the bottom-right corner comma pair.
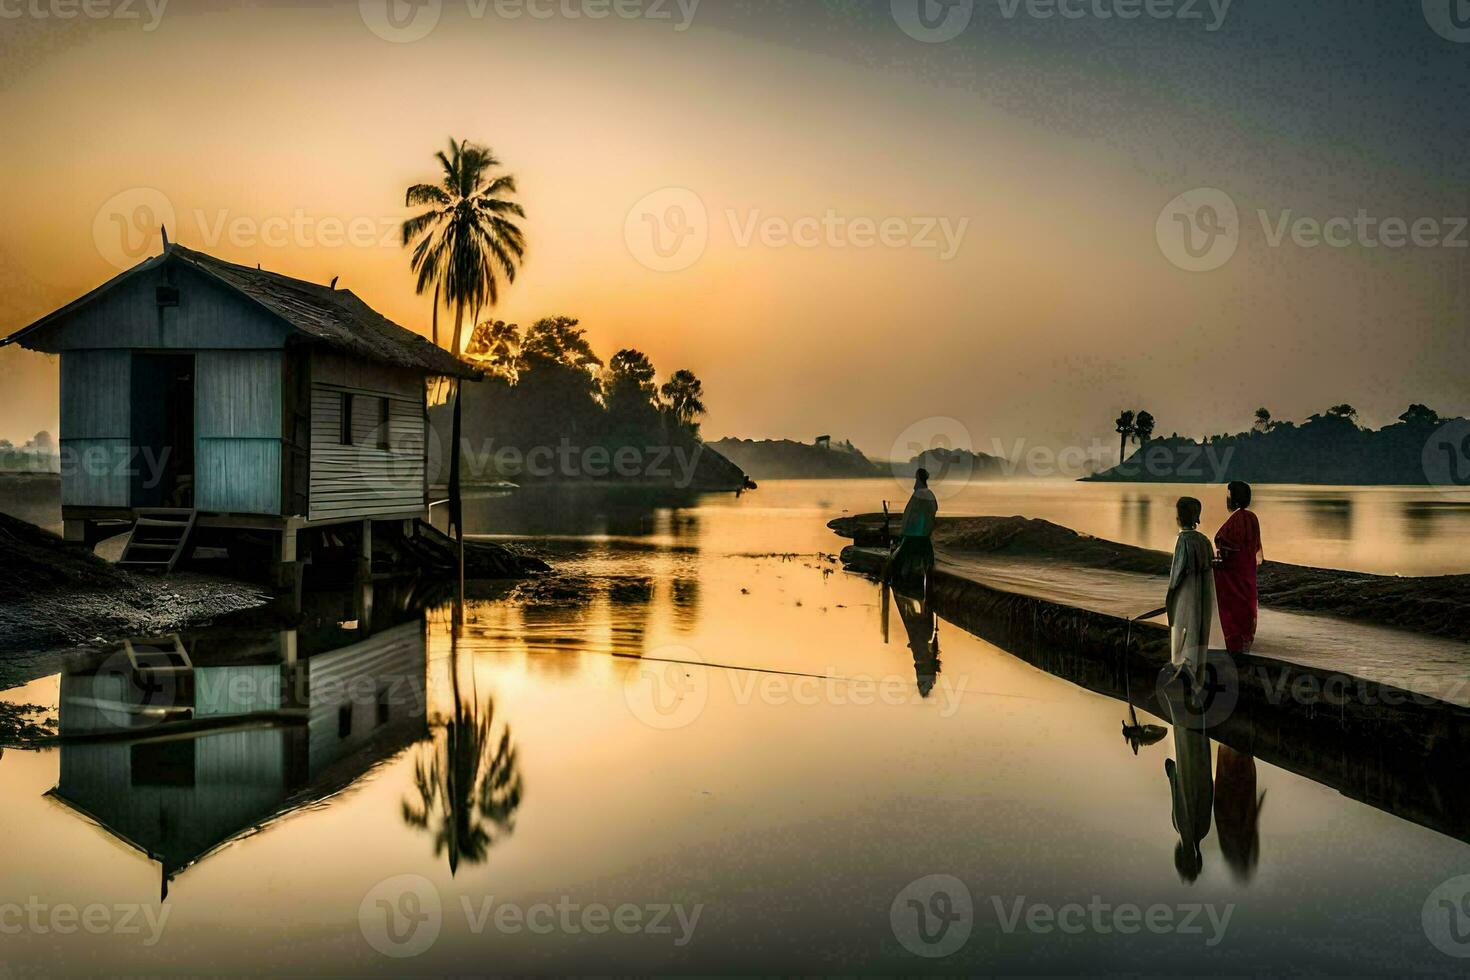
119,509 -> 198,573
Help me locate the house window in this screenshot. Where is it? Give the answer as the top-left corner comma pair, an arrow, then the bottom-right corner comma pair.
378,397 -> 391,451
340,392 -> 354,445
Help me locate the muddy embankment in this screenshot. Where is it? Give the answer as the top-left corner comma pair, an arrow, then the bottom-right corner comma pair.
0,507 -> 552,685
0,512 -> 271,680
832,513 -> 1470,845
831,514 -> 1470,643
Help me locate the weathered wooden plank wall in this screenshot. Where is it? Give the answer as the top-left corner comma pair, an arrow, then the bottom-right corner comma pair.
34,264 -> 291,352
306,621 -> 427,776
59,350 -> 132,506
195,351 -> 283,514
308,351 -> 426,521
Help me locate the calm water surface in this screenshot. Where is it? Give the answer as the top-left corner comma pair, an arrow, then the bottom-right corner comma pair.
2,479 -> 1468,975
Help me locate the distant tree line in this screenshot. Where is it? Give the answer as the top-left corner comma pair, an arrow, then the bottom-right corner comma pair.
0,431 -> 57,473
436,316 -> 746,488
1092,403 -> 1464,485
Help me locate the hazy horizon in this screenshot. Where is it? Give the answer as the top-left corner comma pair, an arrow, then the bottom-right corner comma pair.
2,0 -> 1466,457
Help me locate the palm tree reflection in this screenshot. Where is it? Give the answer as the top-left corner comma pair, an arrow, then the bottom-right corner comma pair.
402,625 -> 524,875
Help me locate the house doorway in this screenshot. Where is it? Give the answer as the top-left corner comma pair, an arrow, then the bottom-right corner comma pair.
131,353 -> 196,508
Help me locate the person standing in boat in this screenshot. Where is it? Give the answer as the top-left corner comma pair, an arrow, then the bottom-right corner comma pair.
1214,481 -> 1263,654
884,468 -> 938,589
1166,496 -> 1215,674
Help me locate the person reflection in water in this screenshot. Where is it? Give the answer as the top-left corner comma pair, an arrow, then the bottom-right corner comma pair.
1161,686 -> 1215,884
894,590 -> 941,697
1166,497 -> 1215,680
883,468 -> 938,589
1213,744 -> 1266,882
1214,480 -> 1263,654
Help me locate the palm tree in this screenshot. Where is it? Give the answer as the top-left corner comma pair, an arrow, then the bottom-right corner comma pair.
1134,411 -> 1156,445
1253,407 -> 1272,433
402,138 -> 527,356
1114,410 -> 1136,462
661,370 -> 707,431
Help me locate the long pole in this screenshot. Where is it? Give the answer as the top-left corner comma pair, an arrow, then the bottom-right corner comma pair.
450,377 -> 464,625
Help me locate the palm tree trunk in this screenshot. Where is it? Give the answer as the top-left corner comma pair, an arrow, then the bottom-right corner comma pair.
453,299 -> 466,358
432,282 -> 442,349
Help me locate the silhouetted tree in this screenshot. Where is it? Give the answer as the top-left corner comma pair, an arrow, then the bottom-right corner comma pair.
661,370 -> 707,433
1253,407 -> 1273,433
403,137 -> 526,354
522,316 -> 602,375
1135,411 -> 1156,445
603,349 -> 664,450
1115,410 -> 1136,461
1399,404 -> 1441,427
604,349 -> 659,406
464,319 -> 522,381
1326,404 -> 1359,425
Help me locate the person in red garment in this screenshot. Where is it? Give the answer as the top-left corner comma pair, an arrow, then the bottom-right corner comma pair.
1213,481 -> 1263,653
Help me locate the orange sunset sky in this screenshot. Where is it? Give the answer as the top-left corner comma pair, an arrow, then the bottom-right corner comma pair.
2,1 -> 1466,458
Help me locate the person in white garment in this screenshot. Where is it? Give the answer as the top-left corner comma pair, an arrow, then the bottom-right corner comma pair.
1165,496 -> 1216,675
883,468 -> 938,588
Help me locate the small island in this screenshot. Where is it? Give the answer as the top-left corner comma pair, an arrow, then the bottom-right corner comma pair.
1085,404 -> 1468,485
710,436 -> 1008,482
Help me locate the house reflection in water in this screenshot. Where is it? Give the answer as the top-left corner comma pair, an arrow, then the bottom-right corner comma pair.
47,583 -> 431,898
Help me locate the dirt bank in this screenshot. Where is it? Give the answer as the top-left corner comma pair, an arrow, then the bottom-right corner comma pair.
829,514 -> 1470,643
0,512 -> 271,673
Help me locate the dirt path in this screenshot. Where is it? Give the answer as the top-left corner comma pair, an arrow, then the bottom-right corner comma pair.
830,514 -> 1470,643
